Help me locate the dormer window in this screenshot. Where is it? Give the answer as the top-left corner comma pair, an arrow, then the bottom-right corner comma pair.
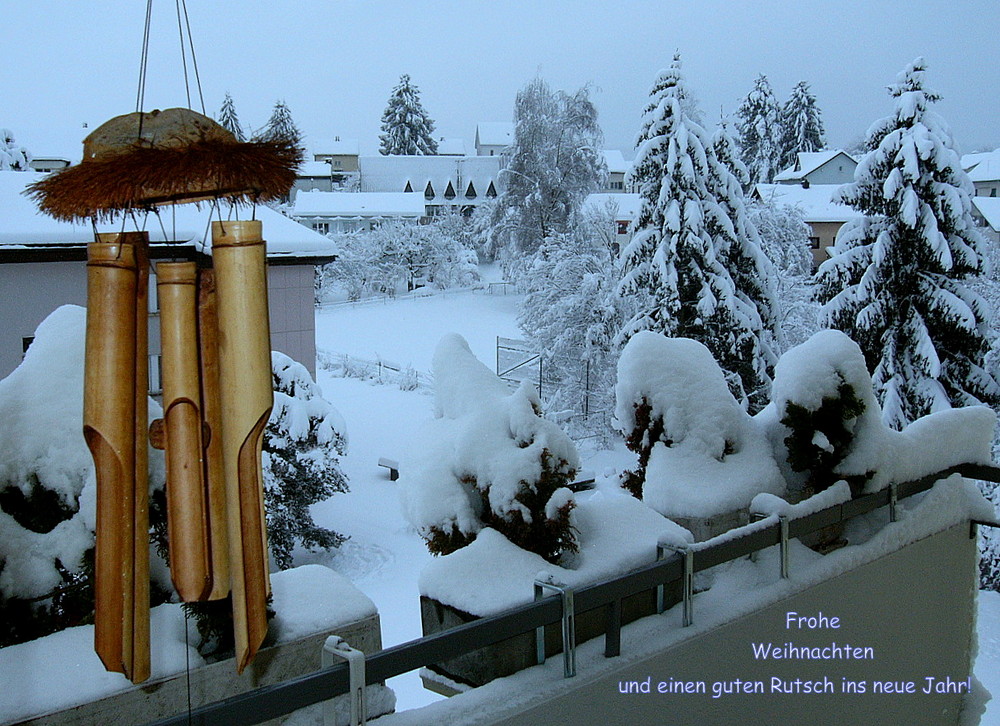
465,182 -> 477,199
425,181 -> 435,200
404,180 -> 413,193
486,181 -> 498,198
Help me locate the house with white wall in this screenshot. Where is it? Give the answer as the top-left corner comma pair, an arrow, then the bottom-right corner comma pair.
963,150 -> 1000,198
773,150 -> 857,187
753,183 -> 861,267
474,122 -> 514,157
292,190 -> 426,234
0,172 -> 337,383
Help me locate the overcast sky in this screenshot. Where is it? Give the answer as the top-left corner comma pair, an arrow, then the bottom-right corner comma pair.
5,1 -> 998,161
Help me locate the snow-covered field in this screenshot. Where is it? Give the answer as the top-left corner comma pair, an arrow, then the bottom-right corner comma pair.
306,283 -> 1000,722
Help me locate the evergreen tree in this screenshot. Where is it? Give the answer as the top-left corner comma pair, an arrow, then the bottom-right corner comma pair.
491,77 -> 605,274
378,74 -> 439,155
0,129 -> 30,171
618,56 -> 773,410
216,92 -> 246,142
256,100 -> 302,146
815,58 -> 1000,430
779,81 -> 826,170
735,74 -> 783,185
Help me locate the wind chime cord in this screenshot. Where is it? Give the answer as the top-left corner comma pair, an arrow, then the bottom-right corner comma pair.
136,0 -> 154,128
174,0 -> 192,111
178,0 -> 206,115
184,610 -> 193,725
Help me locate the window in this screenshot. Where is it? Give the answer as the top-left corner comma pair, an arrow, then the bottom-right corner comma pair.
610,180 -> 624,190
424,181 -> 435,200
312,221 -> 330,235
22,336 -> 34,355
403,180 -> 413,193
617,221 -> 630,235
149,355 -> 163,395
809,237 -> 821,249
443,181 -> 456,200
465,182 -> 477,199
485,181 -> 498,198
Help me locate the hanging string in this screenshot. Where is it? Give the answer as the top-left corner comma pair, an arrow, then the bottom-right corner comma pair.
183,609 -> 193,725
174,0 -> 192,111
135,0 -> 154,115
178,0 -> 206,115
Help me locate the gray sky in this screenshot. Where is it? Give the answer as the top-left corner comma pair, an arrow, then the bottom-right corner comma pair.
5,1 -> 998,160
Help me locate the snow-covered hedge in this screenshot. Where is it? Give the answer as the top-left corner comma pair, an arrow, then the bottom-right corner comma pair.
399,334 -> 580,564
615,331 -> 784,518
615,329 -> 996,525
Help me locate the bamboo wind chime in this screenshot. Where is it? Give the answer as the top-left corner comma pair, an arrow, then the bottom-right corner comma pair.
27,106 -> 302,681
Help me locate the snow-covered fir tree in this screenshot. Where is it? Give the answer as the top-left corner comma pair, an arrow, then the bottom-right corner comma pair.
619,56 -> 774,411
255,100 -> 302,146
0,129 -> 31,171
735,75 -> 783,185
707,117 -> 780,407
778,81 -> 826,170
815,58 -> 1000,430
216,91 -> 246,142
491,77 -> 605,276
378,74 -> 438,156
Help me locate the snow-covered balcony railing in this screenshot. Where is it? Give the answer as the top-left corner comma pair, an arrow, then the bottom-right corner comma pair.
147,461 -> 1000,726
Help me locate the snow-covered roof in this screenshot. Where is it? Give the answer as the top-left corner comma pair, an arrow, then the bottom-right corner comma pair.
973,197 -> 1000,231
436,138 -> 467,156
311,138 -> 360,157
962,150 -> 1000,173
299,160 -> 333,177
753,183 -> 862,223
583,192 -> 642,221
358,155 -> 501,199
773,150 -> 856,182
292,190 -> 425,218
0,171 -> 337,259
603,150 -> 629,174
475,122 -> 514,148
968,155 -> 1000,184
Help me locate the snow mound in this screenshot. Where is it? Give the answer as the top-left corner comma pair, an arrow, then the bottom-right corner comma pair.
419,490 -> 692,616
616,331 -> 784,518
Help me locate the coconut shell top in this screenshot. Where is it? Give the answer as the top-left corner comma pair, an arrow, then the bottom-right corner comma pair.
26,108 -> 303,222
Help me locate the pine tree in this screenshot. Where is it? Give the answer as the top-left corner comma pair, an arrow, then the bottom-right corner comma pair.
735,75 -> 783,185
618,56 -> 773,410
491,77 -> 605,272
256,100 -> 302,146
378,74 -> 439,156
779,81 -> 826,170
0,129 -> 30,171
815,58 -> 1000,430
216,92 -> 246,142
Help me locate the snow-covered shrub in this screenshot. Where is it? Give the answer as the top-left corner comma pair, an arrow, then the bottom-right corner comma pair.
264,352 -> 349,570
768,330 -> 883,497
614,331 -> 784,518
0,128 -> 31,171
399,334 -> 580,564
0,306 -> 169,647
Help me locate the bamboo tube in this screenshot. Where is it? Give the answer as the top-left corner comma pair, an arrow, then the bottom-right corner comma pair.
158,262 -> 211,602
84,232 -> 149,681
197,268 -> 230,600
131,240 -> 150,684
211,220 -> 273,673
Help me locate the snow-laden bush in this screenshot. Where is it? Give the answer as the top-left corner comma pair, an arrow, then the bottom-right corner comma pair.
0,306 -> 169,647
615,331 -> 784,518
264,352 -> 349,570
399,334 -> 580,564
317,220 -> 479,302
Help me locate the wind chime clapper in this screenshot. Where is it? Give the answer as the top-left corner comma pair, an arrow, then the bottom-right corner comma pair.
28,106 -> 301,683
84,233 -> 151,684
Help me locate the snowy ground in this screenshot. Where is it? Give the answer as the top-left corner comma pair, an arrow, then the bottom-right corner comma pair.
304,282 -> 1000,722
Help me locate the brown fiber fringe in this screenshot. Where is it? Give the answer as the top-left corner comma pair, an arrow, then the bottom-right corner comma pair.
26,139 -> 303,222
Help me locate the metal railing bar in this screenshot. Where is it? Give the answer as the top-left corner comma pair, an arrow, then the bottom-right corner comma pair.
148,463 -> 1000,726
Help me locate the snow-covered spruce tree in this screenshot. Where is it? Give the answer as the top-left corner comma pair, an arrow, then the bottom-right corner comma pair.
748,199 -> 820,350
735,74 -> 783,185
518,210 -> 623,422
255,100 -> 303,146
216,91 -> 246,142
263,352 -> 349,570
815,57 -> 1000,430
707,116 -> 780,408
400,335 -> 579,564
378,74 -> 438,156
0,128 -> 31,171
618,56 -> 773,411
778,81 -> 826,171
491,77 -> 605,277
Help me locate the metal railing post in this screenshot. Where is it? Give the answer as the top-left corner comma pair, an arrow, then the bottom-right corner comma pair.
658,543 -> 693,626
779,515 -> 790,579
534,577 -> 576,677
